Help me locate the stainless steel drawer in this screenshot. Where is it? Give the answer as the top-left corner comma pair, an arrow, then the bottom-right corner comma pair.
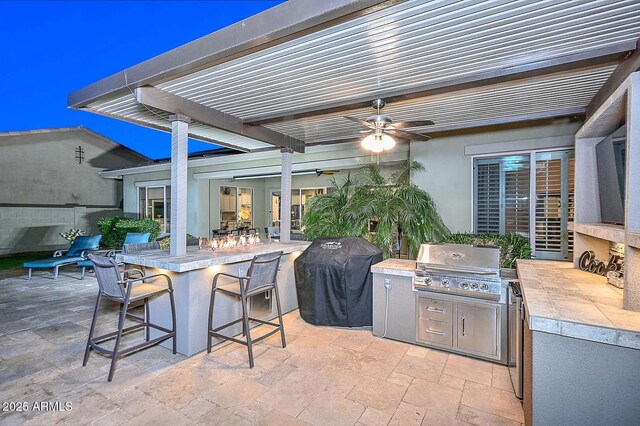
416,318 -> 453,347
417,297 -> 453,323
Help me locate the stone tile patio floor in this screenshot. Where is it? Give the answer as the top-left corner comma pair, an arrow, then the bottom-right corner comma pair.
0,268 -> 524,425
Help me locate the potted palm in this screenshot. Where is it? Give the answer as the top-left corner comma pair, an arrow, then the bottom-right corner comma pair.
303,161 -> 449,258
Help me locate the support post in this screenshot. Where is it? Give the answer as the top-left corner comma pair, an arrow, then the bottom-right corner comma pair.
624,73 -> 640,311
279,148 -> 294,243
170,114 -> 190,257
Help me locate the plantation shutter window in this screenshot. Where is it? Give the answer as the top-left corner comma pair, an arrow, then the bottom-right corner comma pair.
535,151 -> 574,260
475,161 -> 501,234
474,155 -> 530,237
473,150 -> 574,261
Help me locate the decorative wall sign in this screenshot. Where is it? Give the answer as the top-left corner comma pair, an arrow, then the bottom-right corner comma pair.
578,251 -> 623,276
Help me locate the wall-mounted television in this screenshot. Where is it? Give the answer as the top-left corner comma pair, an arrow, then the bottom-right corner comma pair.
596,127 -> 626,225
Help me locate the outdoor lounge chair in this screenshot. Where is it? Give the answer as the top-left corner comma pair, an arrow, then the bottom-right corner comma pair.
24,235 -> 102,279
76,233 -> 151,279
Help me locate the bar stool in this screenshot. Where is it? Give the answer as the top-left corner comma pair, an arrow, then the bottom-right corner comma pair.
83,254 -> 176,381
207,251 -> 285,368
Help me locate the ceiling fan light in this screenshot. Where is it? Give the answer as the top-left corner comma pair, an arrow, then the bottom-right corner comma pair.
381,134 -> 396,150
370,143 -> 384,153
361,134 -> 376,150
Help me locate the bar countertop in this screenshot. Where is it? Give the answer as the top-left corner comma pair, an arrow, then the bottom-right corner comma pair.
116,241 -> 310,273
517,259 -> 640,350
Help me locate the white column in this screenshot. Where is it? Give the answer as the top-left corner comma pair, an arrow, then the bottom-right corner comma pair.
170,114 -> 190,256
624,73 -> 640,311
279,148 -> 294,243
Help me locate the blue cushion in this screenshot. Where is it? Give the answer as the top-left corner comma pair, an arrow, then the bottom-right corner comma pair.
67,235 -> 102,256
76,259 -> 93,268
123,232 -> 151,244
24,256 -> 85,269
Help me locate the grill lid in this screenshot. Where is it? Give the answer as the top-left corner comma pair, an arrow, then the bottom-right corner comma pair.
416,244 -> 500,273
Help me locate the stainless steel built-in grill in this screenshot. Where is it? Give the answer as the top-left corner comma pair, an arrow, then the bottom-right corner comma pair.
414,244 -> 502,300
412,244 -> 509,365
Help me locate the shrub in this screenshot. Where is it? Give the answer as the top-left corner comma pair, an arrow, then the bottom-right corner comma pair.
97,216 -> 161,248
157,234 -> 197,250
97,217 -> 122,248
440,232 -> 532,269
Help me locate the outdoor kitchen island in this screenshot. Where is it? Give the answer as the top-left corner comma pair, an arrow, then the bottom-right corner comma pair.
116,241 -> 310,356
517,260 -> 640,425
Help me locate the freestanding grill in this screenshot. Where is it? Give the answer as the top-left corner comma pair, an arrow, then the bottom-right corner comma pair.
294,237 -> 383,327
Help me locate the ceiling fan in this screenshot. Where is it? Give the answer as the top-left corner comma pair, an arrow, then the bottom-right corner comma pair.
344,99 -> 434,153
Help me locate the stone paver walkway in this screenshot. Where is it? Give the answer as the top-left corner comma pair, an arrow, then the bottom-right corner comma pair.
0,267 -> 524,425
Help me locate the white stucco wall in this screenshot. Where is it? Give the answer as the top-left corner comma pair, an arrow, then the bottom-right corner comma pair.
410,119 -> 583,233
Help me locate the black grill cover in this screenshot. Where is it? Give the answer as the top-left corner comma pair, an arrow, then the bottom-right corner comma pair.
294,237 -> 383,327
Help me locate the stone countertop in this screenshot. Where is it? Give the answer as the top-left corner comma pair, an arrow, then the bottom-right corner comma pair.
517,260 -> 640,350
116,242 -> 310,273
370,258 -> 416,277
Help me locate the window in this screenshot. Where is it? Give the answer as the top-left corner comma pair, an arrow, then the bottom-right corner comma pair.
535,151 -> 575,260
219,186 -> 253,230
271,187 -> 326,230
474,150 -> 574,260
138,185 -> 170,233
475,155 -> 530,236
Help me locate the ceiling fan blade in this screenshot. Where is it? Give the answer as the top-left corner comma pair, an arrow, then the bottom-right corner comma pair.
359,129 -> 373,134
344,116 -> 375,128
390,120 -> 435,129
387,129 -> 432,141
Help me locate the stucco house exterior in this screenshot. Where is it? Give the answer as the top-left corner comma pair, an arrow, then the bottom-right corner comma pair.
101,117 -> 584,262
0,126 -> 149,255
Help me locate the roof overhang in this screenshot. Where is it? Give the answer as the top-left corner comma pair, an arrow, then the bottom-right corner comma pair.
69,0 -> 640,154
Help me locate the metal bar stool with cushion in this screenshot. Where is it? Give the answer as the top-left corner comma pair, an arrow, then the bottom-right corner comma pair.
83,254 -> 176,381
207,251 -> 285,368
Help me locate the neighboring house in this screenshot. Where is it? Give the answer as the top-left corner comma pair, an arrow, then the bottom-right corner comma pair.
101,118 -> 581,261
0,127 -> 149,255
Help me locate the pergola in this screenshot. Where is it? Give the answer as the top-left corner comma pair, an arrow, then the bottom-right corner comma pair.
68,0 -> 640,256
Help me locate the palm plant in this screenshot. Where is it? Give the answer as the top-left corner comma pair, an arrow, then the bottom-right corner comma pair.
303,161 -> 449,258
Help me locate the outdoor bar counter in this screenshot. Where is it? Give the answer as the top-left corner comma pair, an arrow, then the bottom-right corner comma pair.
116,241 -> 310,356
516,260 -> 640,424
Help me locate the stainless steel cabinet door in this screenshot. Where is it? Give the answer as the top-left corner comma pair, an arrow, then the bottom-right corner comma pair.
457,301 -> 500,359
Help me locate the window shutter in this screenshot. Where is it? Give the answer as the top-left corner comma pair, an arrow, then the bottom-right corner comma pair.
475,156 -> 529,236
567,156 -> 575,255
475,161 -> 501,234
503,157 -> 531,237
535,151 -> 574,259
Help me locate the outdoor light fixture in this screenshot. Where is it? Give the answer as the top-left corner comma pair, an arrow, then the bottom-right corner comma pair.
361,132 -> 396,153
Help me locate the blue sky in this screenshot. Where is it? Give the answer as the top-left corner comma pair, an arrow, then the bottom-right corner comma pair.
0,1 -> 284,159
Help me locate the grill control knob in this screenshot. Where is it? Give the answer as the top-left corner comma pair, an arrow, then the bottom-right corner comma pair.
425,277 -> 432,286
480,283 -> 489,291
470,282 -> 478,290
461,282 -> 469,290
442,279 -> 450,288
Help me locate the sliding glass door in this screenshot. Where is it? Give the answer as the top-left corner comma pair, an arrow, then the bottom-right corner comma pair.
138,185 -> 170,233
